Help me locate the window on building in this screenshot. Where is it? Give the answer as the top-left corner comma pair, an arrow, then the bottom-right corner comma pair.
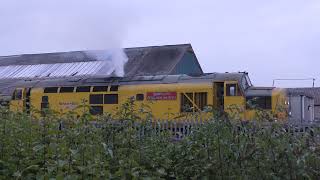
104,94 -> 118,104
90,106 -> 103,115
76,86 -> 91,92
44,87 -> 59,93
181,93 -> 194,112
194,92 -> 208,111
246,96 -> 271,109
136,94 -> 144,101
13,89 -> 23,100
89,94 -> 103,104
60,87 -> 74,93
92,86 -> 108,92
110,85 -> 119,91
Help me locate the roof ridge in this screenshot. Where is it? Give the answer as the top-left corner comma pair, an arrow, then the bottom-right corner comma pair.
0,44 -> 192,57
0,50 -> 86,58
124,43 -> 191,51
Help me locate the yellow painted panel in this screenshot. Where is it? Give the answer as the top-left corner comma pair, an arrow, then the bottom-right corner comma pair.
21,81 -> 289,122
224,96 -> 245,120
9,100 -> 24,112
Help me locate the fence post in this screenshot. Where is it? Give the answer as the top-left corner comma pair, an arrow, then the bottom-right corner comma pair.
183,120 -> 186,137
165,120 -> 168,133
174,121 -> 177,139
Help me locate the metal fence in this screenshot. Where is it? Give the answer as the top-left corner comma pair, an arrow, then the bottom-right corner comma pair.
92,119 -> 206,140
88,119 -> 320,141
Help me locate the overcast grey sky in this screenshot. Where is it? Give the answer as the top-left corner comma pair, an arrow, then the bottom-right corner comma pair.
0,0 -> 319,87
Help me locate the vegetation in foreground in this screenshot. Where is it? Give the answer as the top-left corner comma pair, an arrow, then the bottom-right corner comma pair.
0,105 -> 319,179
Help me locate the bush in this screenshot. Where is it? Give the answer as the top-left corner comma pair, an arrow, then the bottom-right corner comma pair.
0,107 -> 319,179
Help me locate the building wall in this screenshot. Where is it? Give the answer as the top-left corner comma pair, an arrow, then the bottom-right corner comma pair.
172,52 -> 203,75
315,105 -> 320,120
286,88 -> 320,122
289,95 -> 314,124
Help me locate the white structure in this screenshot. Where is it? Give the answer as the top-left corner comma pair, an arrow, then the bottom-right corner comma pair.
288,95 -> 315,124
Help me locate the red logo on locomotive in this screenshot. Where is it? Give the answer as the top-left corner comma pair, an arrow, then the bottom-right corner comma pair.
147,92 -> 177,100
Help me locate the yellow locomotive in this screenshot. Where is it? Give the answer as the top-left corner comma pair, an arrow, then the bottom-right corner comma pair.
6,72 -> 288,121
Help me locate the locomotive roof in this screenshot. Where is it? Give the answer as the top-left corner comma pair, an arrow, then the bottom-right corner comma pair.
0,72 -> 252,96
0,71 -> 279,98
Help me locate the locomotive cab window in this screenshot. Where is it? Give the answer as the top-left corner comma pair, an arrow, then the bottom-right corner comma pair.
13,89 -> 23,100
104,94 -> 118,104
92,86 -> 108,92
60,87 -> 74,93
136,94 -> 144,101
44,87 -> 59,93
226,84 -> 236,96
226,84 -> 242,96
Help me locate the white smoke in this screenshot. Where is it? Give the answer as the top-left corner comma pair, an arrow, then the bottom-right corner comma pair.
0,0 -> 136,76
85,49 -> 128,77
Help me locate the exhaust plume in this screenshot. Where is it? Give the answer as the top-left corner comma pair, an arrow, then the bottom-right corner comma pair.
0,0 -> 136,76
85,49 -> 128,77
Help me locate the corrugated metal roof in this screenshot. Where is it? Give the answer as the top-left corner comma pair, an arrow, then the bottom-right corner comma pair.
0,44 -> 202,78
0,51 -> 95,66
0,61 -> 113,79
0,44 -> 205,96
286,88 -> 320,105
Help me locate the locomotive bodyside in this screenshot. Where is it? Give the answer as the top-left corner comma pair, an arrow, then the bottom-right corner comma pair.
7,73 -> 288,121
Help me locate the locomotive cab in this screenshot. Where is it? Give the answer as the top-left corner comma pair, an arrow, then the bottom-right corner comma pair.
223,81 -> 246,119
9,88 -> 31,113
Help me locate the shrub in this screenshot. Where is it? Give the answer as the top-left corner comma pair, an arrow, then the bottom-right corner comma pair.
0,106 -> 319,179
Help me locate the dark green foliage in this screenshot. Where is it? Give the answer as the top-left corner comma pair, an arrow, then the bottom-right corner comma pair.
0,107 -> 319,179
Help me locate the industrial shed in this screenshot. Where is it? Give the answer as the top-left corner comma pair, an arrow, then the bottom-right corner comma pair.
0,44 -> 203,95
0,44 -> 203,79
286,88 -> 320,121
